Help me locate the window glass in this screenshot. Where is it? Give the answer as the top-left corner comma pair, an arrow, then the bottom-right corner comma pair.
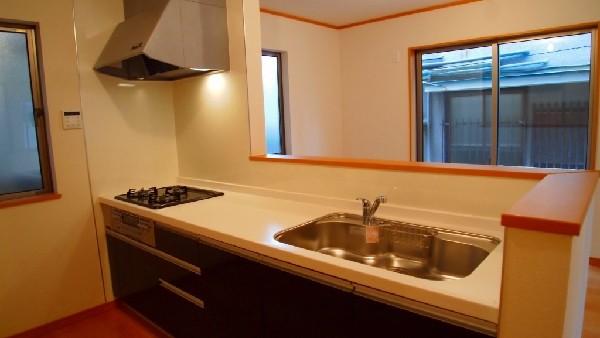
0,30 -> 43,196
421,46 -> 493,164
261,53 -> 285,155
418,30 -> 594,169
497,33 -> 592,169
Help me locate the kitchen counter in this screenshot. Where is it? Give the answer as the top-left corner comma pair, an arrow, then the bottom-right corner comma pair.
99,181 -> 504,330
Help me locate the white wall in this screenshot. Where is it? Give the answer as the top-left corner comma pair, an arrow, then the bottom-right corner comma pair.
339,26 -> 410,160
173,0 -> 539,222
261,13 -> 344,156
0,0 -> 105,336
73,0 -> 180,297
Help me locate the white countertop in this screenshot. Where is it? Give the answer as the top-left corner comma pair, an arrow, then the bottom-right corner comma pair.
99,181 -> 503,325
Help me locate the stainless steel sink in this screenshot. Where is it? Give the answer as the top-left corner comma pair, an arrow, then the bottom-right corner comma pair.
274,213 -> 500,281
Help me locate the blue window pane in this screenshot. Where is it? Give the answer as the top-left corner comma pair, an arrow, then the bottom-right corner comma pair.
0,31 -> 43,195
498,33 -> 592,169
262,54 -> 283,154
421,46 -> 493,164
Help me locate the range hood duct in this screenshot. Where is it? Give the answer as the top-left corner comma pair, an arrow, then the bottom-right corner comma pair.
95,0 -> 229,81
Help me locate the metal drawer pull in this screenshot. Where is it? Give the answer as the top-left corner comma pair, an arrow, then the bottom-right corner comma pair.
159,279 -> 205,309
107,229 -> 202,275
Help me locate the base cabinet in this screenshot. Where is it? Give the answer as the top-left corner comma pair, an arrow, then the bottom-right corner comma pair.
107,226 -> 492,338
352,295 -> 489,338
107,233 -> 216,337
261,266 -> 354,338
196,244 -> 263,338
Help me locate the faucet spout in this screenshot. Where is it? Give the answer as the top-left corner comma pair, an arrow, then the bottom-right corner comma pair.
356,196 -> 387,225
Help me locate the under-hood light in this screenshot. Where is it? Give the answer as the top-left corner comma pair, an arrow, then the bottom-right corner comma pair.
117,83 -> 136,87
190,68 -> 211,72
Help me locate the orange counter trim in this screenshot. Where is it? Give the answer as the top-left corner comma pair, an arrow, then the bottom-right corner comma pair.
501,172 -> 599,236
250,154 -> 572,179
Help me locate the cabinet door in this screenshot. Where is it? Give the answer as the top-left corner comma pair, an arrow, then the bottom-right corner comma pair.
107,234 -> 158,299
352,295 -> 492,338
196,240 -> 263,338
261,266 -> 353,338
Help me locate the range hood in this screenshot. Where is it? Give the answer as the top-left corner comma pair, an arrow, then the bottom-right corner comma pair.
95,0 -> 229,81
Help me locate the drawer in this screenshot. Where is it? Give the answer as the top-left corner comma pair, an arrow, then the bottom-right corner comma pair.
106,232 -> 159,298
155,225 -> 239,272
127,283 -> 215,338
156,253 -> 204,301
155,225 -> 201,266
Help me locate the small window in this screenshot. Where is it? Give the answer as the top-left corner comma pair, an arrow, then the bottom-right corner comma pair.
0,24 -> 52,200
261,50 -> 286,155
417,31 -> 595,169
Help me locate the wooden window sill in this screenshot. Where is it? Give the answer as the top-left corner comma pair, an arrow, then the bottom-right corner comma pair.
0,193 -> 62,210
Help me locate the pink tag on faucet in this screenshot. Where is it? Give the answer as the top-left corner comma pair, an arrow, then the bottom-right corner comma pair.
366,225 -> 379,243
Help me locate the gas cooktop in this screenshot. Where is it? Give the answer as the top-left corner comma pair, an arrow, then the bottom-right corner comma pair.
115,185 -> 224,209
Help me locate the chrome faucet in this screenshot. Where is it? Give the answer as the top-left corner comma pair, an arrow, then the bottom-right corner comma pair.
356,196 -> 387,225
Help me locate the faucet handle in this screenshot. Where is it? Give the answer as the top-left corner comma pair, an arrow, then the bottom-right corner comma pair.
375,195 -> 387,204
356,197 -> 371,207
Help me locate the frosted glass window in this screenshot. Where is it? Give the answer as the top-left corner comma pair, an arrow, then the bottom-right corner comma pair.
261,52 -> 285,154
0,27 -> 49,198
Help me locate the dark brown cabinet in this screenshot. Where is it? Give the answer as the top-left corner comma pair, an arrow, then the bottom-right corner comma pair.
107,225 -> 492,338
352,295 -> 489,338
107,232 -> 215,337
260,266 -> 353,338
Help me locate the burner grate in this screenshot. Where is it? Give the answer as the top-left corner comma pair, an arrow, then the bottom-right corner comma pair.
115,185 -> 223,209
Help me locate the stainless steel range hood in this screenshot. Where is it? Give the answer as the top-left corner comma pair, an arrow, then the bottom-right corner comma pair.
95,0 -> 229,81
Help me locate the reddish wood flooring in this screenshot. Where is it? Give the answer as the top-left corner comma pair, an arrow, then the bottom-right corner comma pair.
11,302 -> 166,338
10,266 -> 600,338
584,265 -> 600,338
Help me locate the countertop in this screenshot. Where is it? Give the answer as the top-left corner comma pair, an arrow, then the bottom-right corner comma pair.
98,181 -> 504,326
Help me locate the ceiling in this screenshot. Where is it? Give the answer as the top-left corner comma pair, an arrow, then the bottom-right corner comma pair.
259,0 -> 465,26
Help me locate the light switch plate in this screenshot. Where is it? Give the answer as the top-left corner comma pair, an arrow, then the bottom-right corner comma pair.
62,111 -> 82,129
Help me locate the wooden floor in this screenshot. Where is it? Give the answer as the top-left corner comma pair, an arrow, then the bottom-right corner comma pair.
12,303 -> 166,338
11,266 -> 600,338
584,265 -> 600,338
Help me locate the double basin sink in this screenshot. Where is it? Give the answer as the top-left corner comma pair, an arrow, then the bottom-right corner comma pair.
274,213 -> 500,281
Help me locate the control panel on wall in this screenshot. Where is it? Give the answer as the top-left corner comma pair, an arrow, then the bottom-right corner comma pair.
62,111 -> 82,129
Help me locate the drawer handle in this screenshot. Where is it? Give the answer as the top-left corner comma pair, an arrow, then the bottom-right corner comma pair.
158,278 -> 205,309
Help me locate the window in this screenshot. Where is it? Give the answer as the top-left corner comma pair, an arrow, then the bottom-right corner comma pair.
0,24 -> 52,200
417,30 -> 595,169
261,50 -> 286,155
